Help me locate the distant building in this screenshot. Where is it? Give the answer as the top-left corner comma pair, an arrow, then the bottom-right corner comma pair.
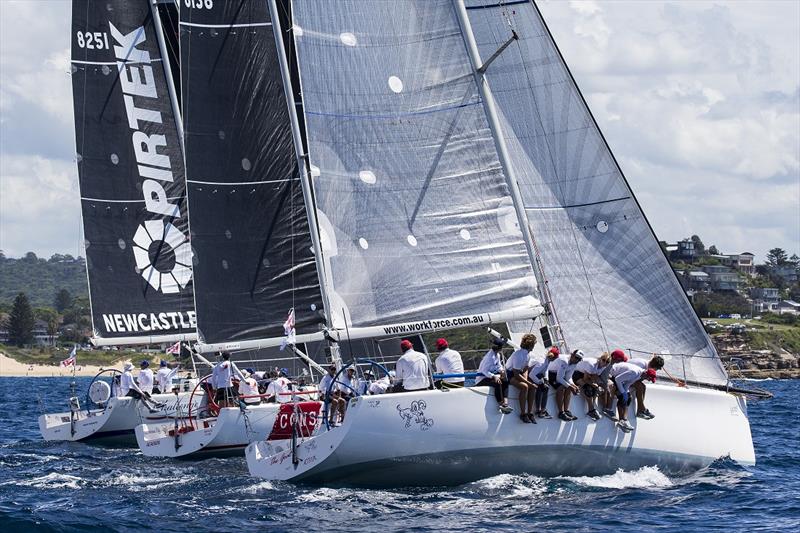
749,287 -> 780,302
701,265 -> 743,291
676,239 -> 696,261
777,300 -> 800,315
721,252 -> 755,275
675,269 -> 711,293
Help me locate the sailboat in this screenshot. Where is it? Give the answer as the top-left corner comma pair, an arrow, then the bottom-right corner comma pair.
238,0 -> 756,486
39,0 -> 206,443
133,0 -> 329,458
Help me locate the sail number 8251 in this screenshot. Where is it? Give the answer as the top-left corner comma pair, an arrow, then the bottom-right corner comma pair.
76,32 -> 110,50
185,0 -> 214,8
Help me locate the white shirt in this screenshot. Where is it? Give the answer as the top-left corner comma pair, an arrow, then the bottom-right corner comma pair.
610,362 -> 645,394
477,349 -> 504,382
138,368 -> 154,394
395,349 -> 431,391
575,357 -> 601,375
505,348 -> 530,372
368,376 -> 390,395
629,358 -> 648,370
435,348 -> 465,383
528,353 -> 549,384
547,356 -> 574,386
119,370 -> 137,396
339,373 -> 359,395
211,361 -> 233,389
319,374 -> 337,396
157,366 -> 177,392
238,377 -> 260,404
267,376 -> 291,403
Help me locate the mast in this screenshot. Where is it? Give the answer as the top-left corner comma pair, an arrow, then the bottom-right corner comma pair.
452,0 -> 564,350
268,0 -> 340,364
150,0 -> 184,155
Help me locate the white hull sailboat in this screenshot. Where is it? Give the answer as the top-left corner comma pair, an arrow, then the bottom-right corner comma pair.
136,401 -> 322,457
39,391 -> 205,444
247,384 -> 755,486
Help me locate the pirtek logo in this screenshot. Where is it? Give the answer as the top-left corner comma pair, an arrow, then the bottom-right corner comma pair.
110,22 -> 192,294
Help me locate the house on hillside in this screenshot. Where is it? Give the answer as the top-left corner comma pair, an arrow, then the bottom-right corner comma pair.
676,239 -> 696,262
750,287 -> 781,312
772,265 -> 800,285
701,265 -> 743,292
721,252 -> 755,275
777,300 -> 800,315
675,269 -> 711,293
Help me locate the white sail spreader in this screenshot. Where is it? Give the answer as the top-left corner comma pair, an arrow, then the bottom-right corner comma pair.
291,0 -> 541,330
464,0 -> 727,385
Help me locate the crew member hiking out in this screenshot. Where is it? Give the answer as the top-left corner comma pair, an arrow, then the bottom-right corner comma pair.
572,352 -> 611,421
506,333 -> 538,423
628,355 -> 664,419
476,337 -> 513,414
548,348 -> 582,421
610,361 -> 657,432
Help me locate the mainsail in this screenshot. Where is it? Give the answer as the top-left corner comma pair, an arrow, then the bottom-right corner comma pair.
181,0 -> 324,347
464,0 -> 727,384
71,0 -> 195,344
291,0 -> 540,330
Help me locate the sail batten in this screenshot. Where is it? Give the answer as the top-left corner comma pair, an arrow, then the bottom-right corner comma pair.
72,0 -> 196,344
465,0 -> 727,384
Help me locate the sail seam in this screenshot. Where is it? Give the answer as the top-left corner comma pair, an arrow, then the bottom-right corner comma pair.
81,196 -> 184,203
179,22 -> 272,29
523,196 -> 631,210
304,100 -> 481,120
71,59 -> 163,65
186,178 -> 295,186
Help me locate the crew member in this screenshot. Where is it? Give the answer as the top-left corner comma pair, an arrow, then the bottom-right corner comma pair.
548,348 -> 581,421
610,362 -> 657,432
599,349 -> 628,419
368,373 -> 392,395
531,348 -> 552,419
238,369 -> 261,405
395,339 -> 431,392
319,364 -> 346,425
266,368 -> 291,404
211,352 -> 239,408
138,360 -> 154,396
506,333 -> 538,423
433,338 -> 465,388
338,365 -> 360,399
476,338 -> 513,414
628,355 -> 664,419
119,362 -> 156,409
572,352 -> 611,420
156,360 -> 177,394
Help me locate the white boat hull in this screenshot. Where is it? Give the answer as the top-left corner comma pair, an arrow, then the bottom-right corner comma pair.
246,383 -> 755,486
38,392 -> 205,444
136,401 -> 322,458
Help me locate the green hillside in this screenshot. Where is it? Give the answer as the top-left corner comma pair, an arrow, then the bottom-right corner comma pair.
0,252 -> 88,308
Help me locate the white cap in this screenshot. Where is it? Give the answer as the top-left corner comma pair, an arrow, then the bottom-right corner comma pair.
123,362 -> 133,371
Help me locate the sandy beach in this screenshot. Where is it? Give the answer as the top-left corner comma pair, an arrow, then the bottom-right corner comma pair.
0,353 -> 121,378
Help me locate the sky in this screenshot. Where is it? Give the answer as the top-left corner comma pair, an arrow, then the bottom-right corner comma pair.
0,0 -> 798,263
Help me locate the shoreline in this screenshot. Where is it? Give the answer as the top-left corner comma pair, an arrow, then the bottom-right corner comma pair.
0,353 -> 120,378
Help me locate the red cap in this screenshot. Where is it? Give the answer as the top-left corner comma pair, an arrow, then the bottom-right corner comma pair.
400,340 -> 413,351
547,346 -> 560,357
611,349 -> 628,362
645,368 -> 657,383
435,338 -> 448,350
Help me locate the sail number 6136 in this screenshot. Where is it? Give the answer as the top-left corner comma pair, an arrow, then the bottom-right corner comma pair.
185,0 -> 214,8
76,32 -> 110,50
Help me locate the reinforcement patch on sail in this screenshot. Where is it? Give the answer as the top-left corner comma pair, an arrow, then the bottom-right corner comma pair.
72,0 -> 195,340
292,0 -> 539,329
181,1 -> 324,345
465,0 -> 727,384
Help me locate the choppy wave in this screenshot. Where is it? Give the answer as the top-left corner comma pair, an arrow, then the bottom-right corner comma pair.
560,466 -> 673,489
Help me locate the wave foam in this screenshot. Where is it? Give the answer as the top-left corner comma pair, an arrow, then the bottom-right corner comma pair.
9,472 -> 84,490
562,466 -> 672,489
472,473 -> 547,498
240,481 -> 275,494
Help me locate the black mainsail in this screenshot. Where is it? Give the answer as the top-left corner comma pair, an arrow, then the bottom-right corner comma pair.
71,0 -> 195,344
180,0 -> 324,347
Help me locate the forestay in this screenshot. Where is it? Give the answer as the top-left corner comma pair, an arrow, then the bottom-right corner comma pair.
465,0 -> 727,384
292,0 -> 539,329
71,0 -> 196,343
181,0 -> 324,346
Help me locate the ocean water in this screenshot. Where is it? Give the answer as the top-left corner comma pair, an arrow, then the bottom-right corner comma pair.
0,377 -> 798,532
